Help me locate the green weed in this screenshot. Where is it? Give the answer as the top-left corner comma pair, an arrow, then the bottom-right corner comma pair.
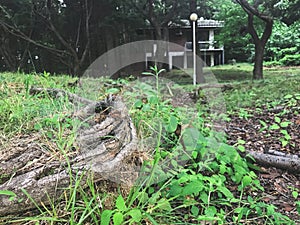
1,67 -> 298,224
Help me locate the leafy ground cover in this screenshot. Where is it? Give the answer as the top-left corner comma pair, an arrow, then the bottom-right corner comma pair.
213,64 -> 300,222
0,65 -> 299,224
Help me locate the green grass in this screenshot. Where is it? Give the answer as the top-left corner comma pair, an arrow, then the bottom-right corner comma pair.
0,64 -> 299,224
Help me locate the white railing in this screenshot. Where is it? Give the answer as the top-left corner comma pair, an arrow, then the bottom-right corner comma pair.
198,20 -> 224,28
185,41 -> 223,50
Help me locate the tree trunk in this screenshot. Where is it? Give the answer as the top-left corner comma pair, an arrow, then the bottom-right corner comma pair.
236,0 -> 273,80
0,88 -> 139,217
253,42 -> 264,80
247,14 -> 273,80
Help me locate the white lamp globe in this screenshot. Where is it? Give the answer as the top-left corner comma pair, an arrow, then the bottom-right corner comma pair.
190,13 -> 198,21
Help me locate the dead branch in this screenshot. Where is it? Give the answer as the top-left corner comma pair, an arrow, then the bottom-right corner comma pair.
247,151 -> 300,173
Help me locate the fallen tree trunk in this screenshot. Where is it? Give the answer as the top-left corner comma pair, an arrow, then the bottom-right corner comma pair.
0,88 -> 139,216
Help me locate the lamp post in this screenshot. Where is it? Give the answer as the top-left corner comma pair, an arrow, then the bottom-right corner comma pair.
190,13 -> 198,85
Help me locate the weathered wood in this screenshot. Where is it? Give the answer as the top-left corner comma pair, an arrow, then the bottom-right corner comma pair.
0,89 -> 138,216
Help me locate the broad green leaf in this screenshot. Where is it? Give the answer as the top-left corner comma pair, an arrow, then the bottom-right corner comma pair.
274,116 -> 281,123
237,139 -> 246,145
230,198 -> 240,203
34,123 -> 42,130
106,88 -> 119,94
269,124 -> 280,130
219,164 -> 226,174
266,205 -> 275,215
292,191 -> 299,199
192,150 -> 198,159
169,183 -> 182,196
280,121 -> 290,127
156,198 -> 172,211
183,180 -> 203,196
137,192 -> 149,203
217,186 -> 233,198
113,212 -> 124,225
0,190 -> 16,201
142,104 -> 151,112
280,129 -> 288,135
280,139 -> 288,147
166,115 -> 178,133
128,209 -> 142,222
259,120 -> 267,127
242,175 -> 252,187
237,145 -> 245,152
116,195 -> 127,211
205,206 -> 217,217
191,205 -> 199,217
100,210 -> 113,225
149,96 -> 159,104
284,94 -> 293,99
296,201 -> 300,214
200,192 -> 209,204
134,99 -> 143,108
197,215 -> 220,221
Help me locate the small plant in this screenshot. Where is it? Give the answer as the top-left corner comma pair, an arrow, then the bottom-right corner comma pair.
238,108 -> 252,119
269,116 -> 291,147
142,65 -> 166,97
1,69 -> 298,224
283,93 -> 300,107
258,116 -> 292,147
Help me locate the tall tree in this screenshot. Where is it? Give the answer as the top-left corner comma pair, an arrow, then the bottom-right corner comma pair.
235,0 -> 300,79
0,0 -> 35,71
235,0 -> 273,79
0,0 -> 91,75
31,0 -> 92,75
0,0 -> 145,75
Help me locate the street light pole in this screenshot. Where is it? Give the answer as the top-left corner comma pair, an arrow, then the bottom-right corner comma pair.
190,13 -> 198,86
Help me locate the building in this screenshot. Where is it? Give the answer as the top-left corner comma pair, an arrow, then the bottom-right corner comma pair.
138,18 -> 224,70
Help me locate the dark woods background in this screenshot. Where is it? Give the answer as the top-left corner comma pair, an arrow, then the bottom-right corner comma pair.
0,0 -> 299,76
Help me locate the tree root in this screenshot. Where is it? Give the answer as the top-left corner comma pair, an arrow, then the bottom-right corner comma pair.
0,88 -> 139,216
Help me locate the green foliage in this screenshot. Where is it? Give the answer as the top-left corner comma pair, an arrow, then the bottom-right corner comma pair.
214,0 -> 254,63
0,72 -> 74,135
1,69 -> 298,224
266,21 -> 300,64
0,190 -> 17,201
279,54 -> 300,66
122,66 -> 295,224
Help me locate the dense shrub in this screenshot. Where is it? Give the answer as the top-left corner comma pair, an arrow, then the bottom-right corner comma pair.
263,60 -> 282,67
265,21 -> 300,63
279,54 -> 300,66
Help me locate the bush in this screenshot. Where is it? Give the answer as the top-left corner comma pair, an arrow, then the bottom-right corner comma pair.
279,54 -> 300,66
278,47 -> 298,58
264,60 -> 282,67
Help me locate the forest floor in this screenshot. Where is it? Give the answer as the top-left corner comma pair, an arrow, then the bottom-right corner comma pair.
166,64 -> 300,222
1,64 -> 300,224
211,64 -> 300,222
226,101 -> 300,221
